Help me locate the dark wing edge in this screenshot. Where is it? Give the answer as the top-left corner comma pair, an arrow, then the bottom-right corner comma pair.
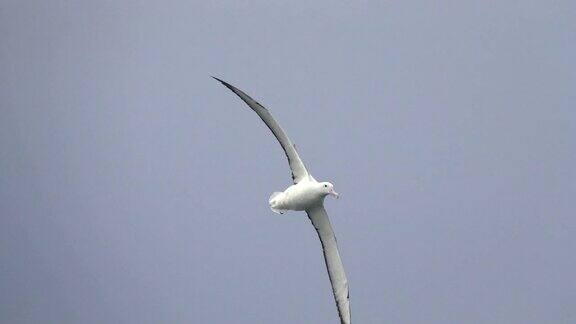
213,77 -> 309,183
306,205 -> 351,324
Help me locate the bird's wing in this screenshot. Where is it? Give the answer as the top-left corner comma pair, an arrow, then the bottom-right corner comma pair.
213,77 -> 309,184
306,204 -> 351,324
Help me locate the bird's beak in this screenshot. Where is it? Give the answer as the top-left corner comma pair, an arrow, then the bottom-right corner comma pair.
329,189 -> 340,199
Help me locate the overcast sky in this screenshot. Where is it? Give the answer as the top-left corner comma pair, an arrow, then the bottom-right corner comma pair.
1,1 -> 575,323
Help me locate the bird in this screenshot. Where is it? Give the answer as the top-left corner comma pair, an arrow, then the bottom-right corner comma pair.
213,77 -> 351,324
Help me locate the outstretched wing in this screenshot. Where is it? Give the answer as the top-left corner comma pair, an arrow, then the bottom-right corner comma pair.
213,77 -> 309,184
306,205 -> 351,324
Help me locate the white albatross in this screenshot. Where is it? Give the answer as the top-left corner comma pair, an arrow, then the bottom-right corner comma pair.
214,77 -> 351,324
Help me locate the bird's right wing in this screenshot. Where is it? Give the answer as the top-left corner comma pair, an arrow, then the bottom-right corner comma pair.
306,204 -> 351,324
213,77 -> 309,184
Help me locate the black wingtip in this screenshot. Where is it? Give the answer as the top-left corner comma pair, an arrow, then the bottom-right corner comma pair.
211,76 -> 232,89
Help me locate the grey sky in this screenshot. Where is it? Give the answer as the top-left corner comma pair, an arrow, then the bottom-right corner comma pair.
1,1 -> 575,323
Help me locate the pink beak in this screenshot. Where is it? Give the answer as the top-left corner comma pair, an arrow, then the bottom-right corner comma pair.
329,189 -> 340,199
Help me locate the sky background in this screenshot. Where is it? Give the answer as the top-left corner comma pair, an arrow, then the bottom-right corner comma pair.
1,1 -> 575,323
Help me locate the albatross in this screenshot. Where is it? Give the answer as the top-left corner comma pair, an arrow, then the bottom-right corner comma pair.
213,77 -> 351,324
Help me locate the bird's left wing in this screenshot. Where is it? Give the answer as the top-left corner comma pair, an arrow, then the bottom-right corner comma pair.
213,77 -> 309,184
306,204 -> 351,324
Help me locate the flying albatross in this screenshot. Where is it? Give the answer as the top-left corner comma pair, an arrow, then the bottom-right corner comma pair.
214,77 -> 351,324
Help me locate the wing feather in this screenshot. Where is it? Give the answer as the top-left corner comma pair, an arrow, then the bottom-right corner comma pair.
213,77 -> 309,183
307,205 -> 351,324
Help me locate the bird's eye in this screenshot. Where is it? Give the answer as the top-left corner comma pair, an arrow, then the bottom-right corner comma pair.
324,184 -> 328,188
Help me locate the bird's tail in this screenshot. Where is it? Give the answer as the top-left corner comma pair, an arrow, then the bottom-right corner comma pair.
269,192 -> 287,214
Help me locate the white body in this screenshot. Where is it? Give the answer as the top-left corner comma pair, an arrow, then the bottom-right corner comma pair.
270,178 -> 325,213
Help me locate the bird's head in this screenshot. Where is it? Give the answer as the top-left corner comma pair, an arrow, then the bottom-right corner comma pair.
319,182 -> 339,199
